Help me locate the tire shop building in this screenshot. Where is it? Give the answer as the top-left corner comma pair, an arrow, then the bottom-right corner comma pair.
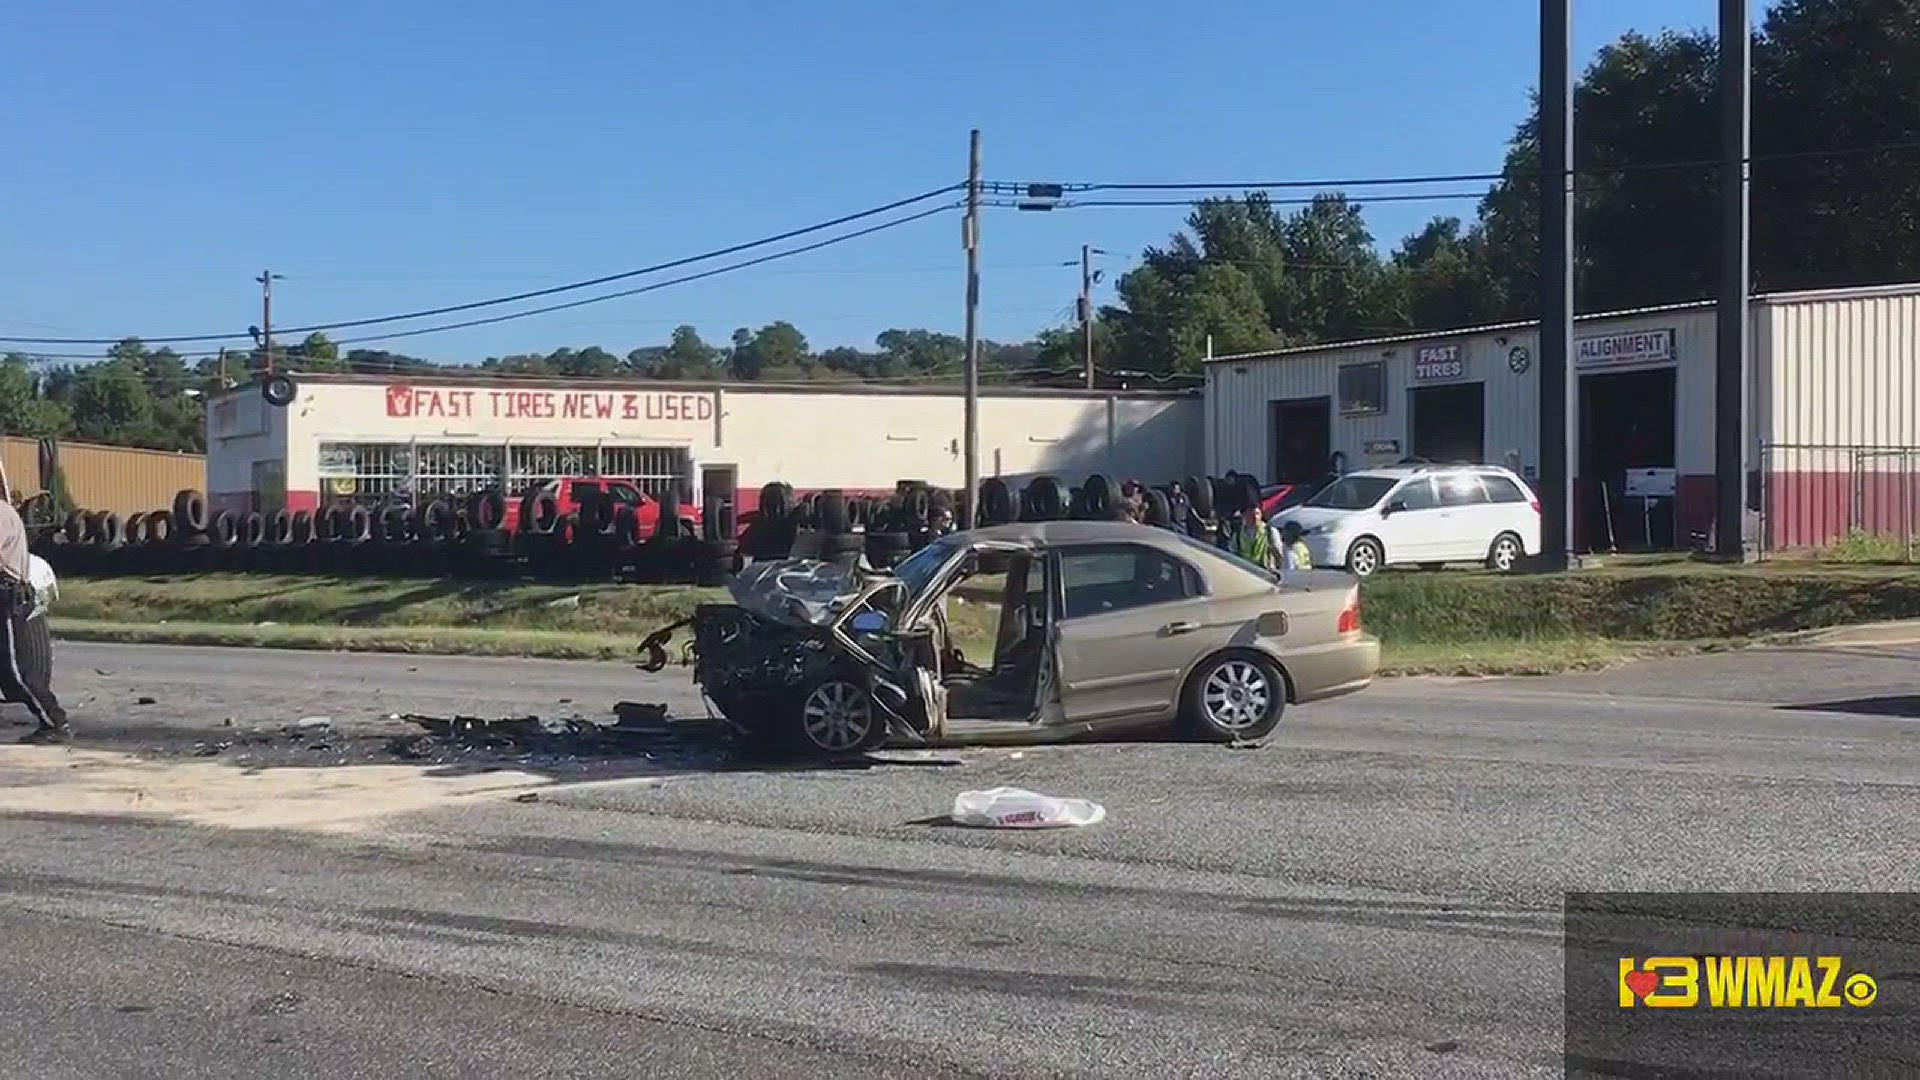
206,372 -> 1202,523
1203,282 -> 1920,553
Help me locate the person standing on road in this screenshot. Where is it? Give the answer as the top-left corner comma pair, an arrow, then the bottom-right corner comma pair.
1228,504 -> 1280,571
0,497 -> 68,744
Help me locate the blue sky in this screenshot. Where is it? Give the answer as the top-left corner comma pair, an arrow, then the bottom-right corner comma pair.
0,0 -> 1730,364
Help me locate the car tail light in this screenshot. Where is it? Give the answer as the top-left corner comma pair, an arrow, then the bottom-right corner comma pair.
1337,591 -> 1362,634
1530,499 -> 1541,514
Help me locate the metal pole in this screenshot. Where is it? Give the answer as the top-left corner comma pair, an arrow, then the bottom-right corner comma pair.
1536,0 -> 1575,570
961,130 -> 982,529
1081,244 -> 1095,390
1714,0 -> 1751,560
258,270 -> 276,377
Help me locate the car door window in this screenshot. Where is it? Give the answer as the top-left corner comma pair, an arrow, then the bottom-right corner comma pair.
1059,545 -> 1202,620
608,483 -> 643,506
1393,478 -> 1439,511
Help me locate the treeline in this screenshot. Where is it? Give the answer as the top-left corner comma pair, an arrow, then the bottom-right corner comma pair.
1104,0 -> 1920,370
7,0 -> 1914,453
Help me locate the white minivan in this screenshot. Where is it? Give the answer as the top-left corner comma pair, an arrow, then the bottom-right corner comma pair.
1274,465 -> 1542,577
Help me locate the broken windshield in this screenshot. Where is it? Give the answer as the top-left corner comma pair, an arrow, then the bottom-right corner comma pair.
893,534 -> 966,600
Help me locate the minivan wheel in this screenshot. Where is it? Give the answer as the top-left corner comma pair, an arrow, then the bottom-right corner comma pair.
1487,532 -> 1523,573
791,679 -> 884,755
1182,652 -> 1286,743
1345,536 -> 1384,577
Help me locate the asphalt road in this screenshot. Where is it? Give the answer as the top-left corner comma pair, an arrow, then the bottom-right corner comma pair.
0,641 -> 1915,1077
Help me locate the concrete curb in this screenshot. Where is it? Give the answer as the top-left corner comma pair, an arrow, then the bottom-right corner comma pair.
1768,620 -> 1920,648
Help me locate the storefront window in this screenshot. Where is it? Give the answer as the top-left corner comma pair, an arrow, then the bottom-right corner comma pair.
1338,362 -> 1387,416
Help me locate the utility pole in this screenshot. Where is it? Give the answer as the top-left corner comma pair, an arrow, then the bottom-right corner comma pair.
256,270 -> 283,375
1714,0 -> 1751,560
1078,245 -> 1106,390
1536,0 -> 1575,571
961,129 -> 982,529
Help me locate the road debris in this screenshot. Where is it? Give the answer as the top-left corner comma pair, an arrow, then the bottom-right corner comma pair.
513,791 -> 541,803
294,717 -> 333,732
949,787 -> 1106,829
135,696 -> 157,706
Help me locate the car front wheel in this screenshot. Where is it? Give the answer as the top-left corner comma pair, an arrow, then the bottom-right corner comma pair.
1345,537 -> 1384,578
1181,652 -> 1287,744
791,678 -> 886,755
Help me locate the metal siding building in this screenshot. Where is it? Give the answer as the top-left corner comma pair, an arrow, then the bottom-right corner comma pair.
206,374 -> 1203,518
1761,286 -> 1920,547
1205,282 -> 1920,552
0,437 -> 206,517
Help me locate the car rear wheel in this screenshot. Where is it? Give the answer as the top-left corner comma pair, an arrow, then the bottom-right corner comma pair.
1181,652 -> 1286,743
791,678 -> 885,755
1345,536 -> 1384,577
1487,532 -> 1524,573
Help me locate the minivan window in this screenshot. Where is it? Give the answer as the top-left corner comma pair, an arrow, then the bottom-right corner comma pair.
1436,473 -> 1488,507
1483,476 -> 1529,503
1305,475 -> 1396,510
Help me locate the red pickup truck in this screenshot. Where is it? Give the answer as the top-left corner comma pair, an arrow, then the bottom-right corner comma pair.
497,477 -> 701,538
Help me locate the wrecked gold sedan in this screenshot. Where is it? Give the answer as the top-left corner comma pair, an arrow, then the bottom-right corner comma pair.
678,520 -> 1378,754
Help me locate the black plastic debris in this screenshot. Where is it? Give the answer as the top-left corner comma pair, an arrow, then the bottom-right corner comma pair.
387,707 -> 730,765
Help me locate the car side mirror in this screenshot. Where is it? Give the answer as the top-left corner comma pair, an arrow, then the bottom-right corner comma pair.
1382,500 -> 1407,517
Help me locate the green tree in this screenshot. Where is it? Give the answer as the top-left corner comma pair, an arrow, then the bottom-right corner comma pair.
1388,217 -> 1508,331
728,321 -> 809,380
286,331 -> 348,372
0,354 -> 72,440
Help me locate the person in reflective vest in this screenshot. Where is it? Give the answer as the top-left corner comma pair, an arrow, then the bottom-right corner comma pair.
1229,504 -> 1279,570
1279,520 -> 1314,571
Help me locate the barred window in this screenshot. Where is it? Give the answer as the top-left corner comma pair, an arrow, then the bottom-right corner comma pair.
317,443 -> 410,503
315,442 -> 688,503
600,445 -> 688,497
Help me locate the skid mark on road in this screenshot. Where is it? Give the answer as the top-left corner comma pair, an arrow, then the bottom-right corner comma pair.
472,834 -> 1559,943
0,747 -> 546,833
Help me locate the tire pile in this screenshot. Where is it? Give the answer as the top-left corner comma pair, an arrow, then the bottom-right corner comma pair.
32,487 -> 740,584
32,470 -> 1276,581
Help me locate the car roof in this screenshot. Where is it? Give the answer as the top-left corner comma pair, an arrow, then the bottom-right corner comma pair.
1338,464 -> 1524,481
956,519 -> 1205,549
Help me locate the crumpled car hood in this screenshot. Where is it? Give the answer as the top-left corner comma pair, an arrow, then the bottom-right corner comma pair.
727,558 -> 900,627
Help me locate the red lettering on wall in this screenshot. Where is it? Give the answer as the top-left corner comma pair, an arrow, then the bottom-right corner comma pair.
381,385 -> 715,425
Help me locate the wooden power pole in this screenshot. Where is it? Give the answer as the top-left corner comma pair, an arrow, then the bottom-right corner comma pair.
961,130 -> 982,529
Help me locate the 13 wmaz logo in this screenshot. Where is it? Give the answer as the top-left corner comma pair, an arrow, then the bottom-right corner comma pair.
1619,956 -> 1877,1009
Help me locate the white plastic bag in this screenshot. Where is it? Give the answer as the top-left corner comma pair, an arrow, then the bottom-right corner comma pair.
949,787 -> 1106,829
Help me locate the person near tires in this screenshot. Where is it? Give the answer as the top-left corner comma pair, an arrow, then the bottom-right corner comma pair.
0,497 -> 69,744
1227,504 -> 1282,570
1117,480 -> 1148,523
1278,520 -> 1314,572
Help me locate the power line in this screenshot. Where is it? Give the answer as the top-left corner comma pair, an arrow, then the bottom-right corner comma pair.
313,204 -> 959,350
1017,191 -> 1491,210
0,184 -> 962,346
5,204 -> 959,358
989,138 -> 1920,194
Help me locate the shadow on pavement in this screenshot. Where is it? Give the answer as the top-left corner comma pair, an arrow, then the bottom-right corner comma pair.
1777,695 -> 1920,719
